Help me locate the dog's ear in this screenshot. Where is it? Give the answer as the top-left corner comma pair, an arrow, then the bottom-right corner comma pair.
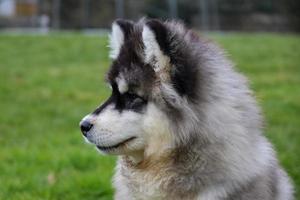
142,19 -> 171,74
109,19 -> 134,59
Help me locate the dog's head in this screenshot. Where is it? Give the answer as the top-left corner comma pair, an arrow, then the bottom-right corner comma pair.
80,19 -> 200,158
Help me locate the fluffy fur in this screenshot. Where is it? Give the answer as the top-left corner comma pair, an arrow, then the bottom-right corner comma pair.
80,19 -> 293,200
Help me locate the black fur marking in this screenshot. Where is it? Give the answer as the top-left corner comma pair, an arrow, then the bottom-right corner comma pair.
115,91 -> 147,113
92,94 -> 115,115
93,82 -> 147,115
170,57 -> 198,99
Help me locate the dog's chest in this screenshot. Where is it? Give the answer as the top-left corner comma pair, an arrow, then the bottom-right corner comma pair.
114,166 -> 167,199
113,162 -> 201,200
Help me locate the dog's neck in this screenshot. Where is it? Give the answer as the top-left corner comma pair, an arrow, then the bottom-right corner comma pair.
118,143 -> 206,200
122,136 -> 209,170
124,151 -> 145,164
121,147 -> 173,170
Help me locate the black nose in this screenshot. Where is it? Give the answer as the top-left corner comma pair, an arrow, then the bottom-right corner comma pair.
80,120 -> 93,136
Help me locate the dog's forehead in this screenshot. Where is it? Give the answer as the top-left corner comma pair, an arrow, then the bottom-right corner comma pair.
108,62 -> 152,95
107,58 -> 155,95
107,35 -> 142,82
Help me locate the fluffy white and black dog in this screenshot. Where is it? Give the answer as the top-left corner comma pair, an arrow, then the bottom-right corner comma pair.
80,19 -> 293,200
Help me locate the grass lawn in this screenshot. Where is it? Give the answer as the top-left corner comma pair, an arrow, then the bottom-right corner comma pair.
0,33 -> 299,199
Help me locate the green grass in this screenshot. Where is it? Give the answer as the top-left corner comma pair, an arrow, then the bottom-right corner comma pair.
0,33 -> 299,199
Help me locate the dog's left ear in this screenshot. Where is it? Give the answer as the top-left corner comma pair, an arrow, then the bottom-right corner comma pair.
142,19 -> 171,74
109,19 -> 134,59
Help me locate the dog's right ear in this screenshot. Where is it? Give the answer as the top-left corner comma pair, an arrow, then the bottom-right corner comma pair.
109,19 -> 133,59
142,19 -> 172,82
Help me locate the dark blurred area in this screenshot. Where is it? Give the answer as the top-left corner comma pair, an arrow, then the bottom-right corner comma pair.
0,0 -> 299,32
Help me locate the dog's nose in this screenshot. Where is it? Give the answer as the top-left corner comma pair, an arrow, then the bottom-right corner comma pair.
80,120 -> 93,136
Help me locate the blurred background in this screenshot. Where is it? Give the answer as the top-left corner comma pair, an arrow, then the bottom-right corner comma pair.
0,0 -> 299,32
0,0 -> 299,200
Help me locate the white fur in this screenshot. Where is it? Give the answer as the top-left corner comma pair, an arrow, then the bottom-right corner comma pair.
109,23 -> 124,59
142,103 -> 173,157
276,169 -> 294,200
116,74 -> 128,94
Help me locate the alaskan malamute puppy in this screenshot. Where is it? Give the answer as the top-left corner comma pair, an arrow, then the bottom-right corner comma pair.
80,19 -> 293,200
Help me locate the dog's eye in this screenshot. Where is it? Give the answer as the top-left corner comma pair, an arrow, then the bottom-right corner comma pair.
124,92 -> 146,110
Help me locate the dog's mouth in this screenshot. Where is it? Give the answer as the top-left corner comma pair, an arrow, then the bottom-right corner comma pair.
96,137 -> 136,152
